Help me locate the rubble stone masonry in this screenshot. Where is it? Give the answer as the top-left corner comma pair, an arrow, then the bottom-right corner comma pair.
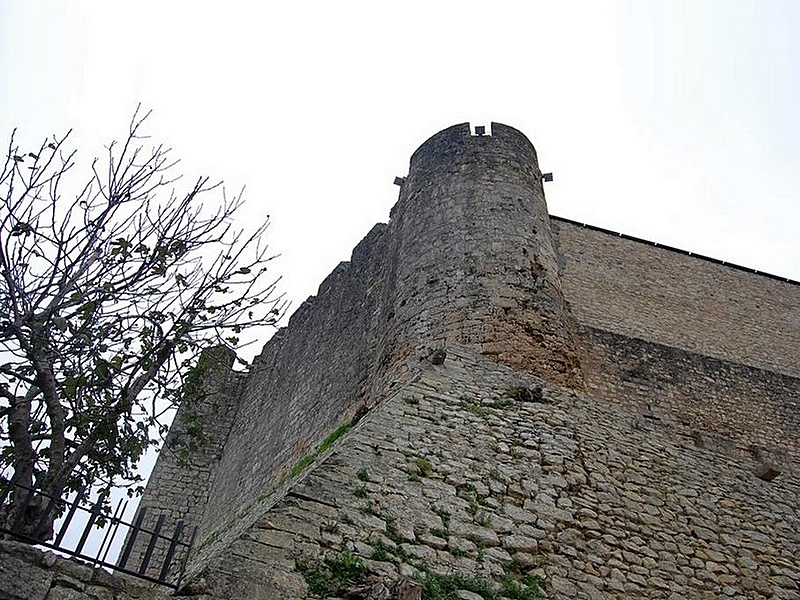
169,123 -> 589,555
137,123 -> 798,597
190,346 -> 800,599
9,123 -> 791,598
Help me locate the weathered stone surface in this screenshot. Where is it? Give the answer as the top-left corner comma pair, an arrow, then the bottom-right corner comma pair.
553,218 -> 798,379
0,546 -> 54,600
10,123 -> 796,599
0,541 -> 174,600
177,345 -> 799,599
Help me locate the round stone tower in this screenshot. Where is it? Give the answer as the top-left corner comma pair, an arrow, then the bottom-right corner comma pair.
384,122 -> 581,387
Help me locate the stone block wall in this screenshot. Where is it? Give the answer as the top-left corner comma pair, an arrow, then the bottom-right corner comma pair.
578,327 -> 800,472
192,345 -> 800,599
128,122 -> 800,597
125,346 -> 245,575
552,218 -> 800,378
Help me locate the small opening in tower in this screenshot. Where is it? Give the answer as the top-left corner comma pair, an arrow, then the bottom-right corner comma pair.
754,464 -> 780,481
471,124 -> 491,136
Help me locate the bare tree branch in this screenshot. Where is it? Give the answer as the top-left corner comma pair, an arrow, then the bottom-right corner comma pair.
0,108 -> 286,537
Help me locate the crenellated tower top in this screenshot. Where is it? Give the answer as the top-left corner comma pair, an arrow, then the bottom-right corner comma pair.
384,122 -> 582,386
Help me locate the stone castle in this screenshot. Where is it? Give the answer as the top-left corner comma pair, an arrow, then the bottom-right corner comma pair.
8,123 -> 797,599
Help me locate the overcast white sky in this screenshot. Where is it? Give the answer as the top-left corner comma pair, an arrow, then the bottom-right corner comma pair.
2,1 -> 798,331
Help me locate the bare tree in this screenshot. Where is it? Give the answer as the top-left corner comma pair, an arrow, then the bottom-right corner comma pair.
0,108 -> 284,537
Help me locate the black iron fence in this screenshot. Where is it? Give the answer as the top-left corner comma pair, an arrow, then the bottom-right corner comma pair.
0,473 -> 196,589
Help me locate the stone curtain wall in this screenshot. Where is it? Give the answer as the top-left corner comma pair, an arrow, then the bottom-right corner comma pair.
198,222 -> 393,543
192,346 -> 800,599
579,327 -> 800,472
552,219 -> 800,378
552,218 -> 800,476
130,122 -> 800,596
